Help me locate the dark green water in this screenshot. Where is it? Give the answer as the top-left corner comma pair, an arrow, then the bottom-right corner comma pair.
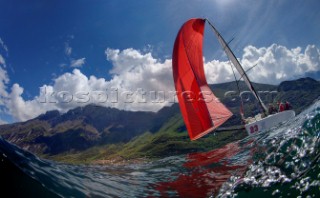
1,100 -> 319,197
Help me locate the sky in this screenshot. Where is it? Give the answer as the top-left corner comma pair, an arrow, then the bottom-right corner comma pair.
0,0 -> 320,124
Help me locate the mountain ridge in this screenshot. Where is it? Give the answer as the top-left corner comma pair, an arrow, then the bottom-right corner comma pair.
0,77 -> 319,162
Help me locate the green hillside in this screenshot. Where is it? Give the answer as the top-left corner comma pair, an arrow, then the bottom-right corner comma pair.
49,114 -> 247,164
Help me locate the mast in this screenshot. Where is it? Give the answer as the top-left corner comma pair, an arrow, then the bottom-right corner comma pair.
205,19 -> 268,115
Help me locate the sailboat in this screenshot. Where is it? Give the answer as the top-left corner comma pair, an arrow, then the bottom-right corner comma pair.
172,18 -> 295,140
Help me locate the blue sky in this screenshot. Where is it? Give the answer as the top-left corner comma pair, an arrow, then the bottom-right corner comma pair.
0,0 -> 320,123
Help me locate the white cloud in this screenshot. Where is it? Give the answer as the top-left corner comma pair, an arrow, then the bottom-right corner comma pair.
204,44 -> 320,85
70,58 -> 86,67
65,43 -> 72,56
204,59 -> 234,84
0,38 -> 10,124
0,38 -> 9,99
240,44 -> 320,84
0,51 -> 9,108
1,44 -> 320,122
0,66 -> 9,99
0,119 -> 7,125
105,48 -> 174,111
0,38 -> 8,54
0,55 -> 5,67
0,48 -> 174,121
5,84 -> 46,121
64,39 -> 88,69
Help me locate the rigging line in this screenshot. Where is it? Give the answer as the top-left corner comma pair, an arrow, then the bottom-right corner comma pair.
228,58 -> 243,104
204,19 -> 241,95
228,59 -> 246,122
205,19 -> 244,119
227,37 -> 235,46
205,18 -> 267,115
238,64 -> 258,81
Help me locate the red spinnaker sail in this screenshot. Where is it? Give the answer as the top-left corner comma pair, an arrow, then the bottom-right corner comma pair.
172,18 -> 233,140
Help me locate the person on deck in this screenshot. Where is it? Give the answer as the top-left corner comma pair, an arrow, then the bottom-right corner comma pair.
268,104 -> 277,115
285,101 -> 292,110
278,101 -> 285,112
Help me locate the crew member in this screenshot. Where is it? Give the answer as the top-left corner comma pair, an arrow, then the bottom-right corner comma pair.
285,101 -> 292,110
268,104 -> 277,114
278,101 -> 285,112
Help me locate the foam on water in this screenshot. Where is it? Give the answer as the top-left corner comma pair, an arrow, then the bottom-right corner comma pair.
217,100 -> 320,197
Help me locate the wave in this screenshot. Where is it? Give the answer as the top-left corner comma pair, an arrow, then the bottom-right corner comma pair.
1,100 -> 319,197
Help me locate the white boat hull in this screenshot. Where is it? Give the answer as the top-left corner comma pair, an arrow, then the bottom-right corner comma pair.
245,110 -> 295,135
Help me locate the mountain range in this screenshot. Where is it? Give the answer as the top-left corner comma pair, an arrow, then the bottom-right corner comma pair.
0,77 -> 319,163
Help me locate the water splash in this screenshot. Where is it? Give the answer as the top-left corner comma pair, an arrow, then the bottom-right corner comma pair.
218,100 -> 320,197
